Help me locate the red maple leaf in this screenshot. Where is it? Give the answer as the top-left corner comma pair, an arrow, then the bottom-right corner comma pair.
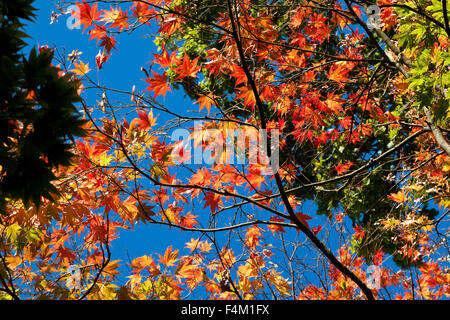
353,225 -> 365,240
202,192 -> 223,213
335,161 -> 354,175
175,53 -> 201,79
196,94 -> 217,113
73,1 -> 102,32
295,212 -> 313,229
143,71 -> 171,98
329,63 -> 350,83
153,49 -> 179,68
88,24 -> 107,42
99,35 -> 117,53
95,50 -> 110,70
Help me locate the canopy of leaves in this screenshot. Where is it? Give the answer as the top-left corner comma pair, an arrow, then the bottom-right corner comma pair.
0,0 -> 448,301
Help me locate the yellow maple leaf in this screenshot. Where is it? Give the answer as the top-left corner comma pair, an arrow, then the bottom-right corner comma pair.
388,190 -> 408,204
71,60 -> 91,76
5,256 -> 22,269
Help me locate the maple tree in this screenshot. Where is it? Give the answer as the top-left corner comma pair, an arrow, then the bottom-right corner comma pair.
0,0 -> 449,300
0,0 -> 87,211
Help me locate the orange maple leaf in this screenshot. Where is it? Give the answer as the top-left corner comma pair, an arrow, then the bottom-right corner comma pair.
153,49 -> 179,68
389,190 -> 408,204
245,225 -> 263,249
196,94 -> 217,113
329,63 -> 350,82
189,168 -> 213,186
102,6 -> 129,31
245,167 -> 266,190
143,71 -> 171,98
130,109 -> 157,129
131,2 -> 156,24
158,246 -> 179,267
237,86 -> 256,109
88,24 -> 107,42
71,60 -> 91,76
176,261 -> 197,279
175,53 -> 201,79
180,212 -> 199,228
185,238 -> 200,251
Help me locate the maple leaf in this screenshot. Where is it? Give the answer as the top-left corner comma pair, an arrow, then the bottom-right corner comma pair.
110,7 -> 129,31
73,1 -> 102,32
389,190 -> 408,204
204,48 -> 224,75
99,35 -> 117,54
88,24 -> 107,42
189,168 -> 213,186
159,14 -> 182,36
373,250 -> 384,266
290,9 -> 306,28
230,64 -> 247,85
196,94 -> 217,113
335,161 -> 354,175
295,212 -> 313,229
176,261 -> 197,279
132,2 -> 156,23
131,255 -> 160,277
71,60 -> 91,76
202,191 -> 223,213
103,260 -> 121,277
353,225 -> 365,240
185,238 -> 200,251
171,141 -> 191,164
5,256 -> 22,269
130,109 -> 157,129
158,245 -> 179,267
237,86 -> 256,109
131,255 -> 154,270
102,6 -> 129,31
101,6 -> 119,24
325,93 -> 344,115
95,50 -> 110,70
143,71 -> 171,98
245,167 -> 266,190
199,241 -> 213,253
302,106 -> 325,129
180,212 -> 199,228
329,63 -> 350,82
153,49 -> 179,68
312,225 -> 322,235
175,53 -> 201,79
245,225 -> 263,249
67,49 -> 82,63
267,216 -> 286,236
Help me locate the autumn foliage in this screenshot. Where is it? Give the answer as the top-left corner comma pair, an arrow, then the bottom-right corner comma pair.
1,0 -> 449,300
